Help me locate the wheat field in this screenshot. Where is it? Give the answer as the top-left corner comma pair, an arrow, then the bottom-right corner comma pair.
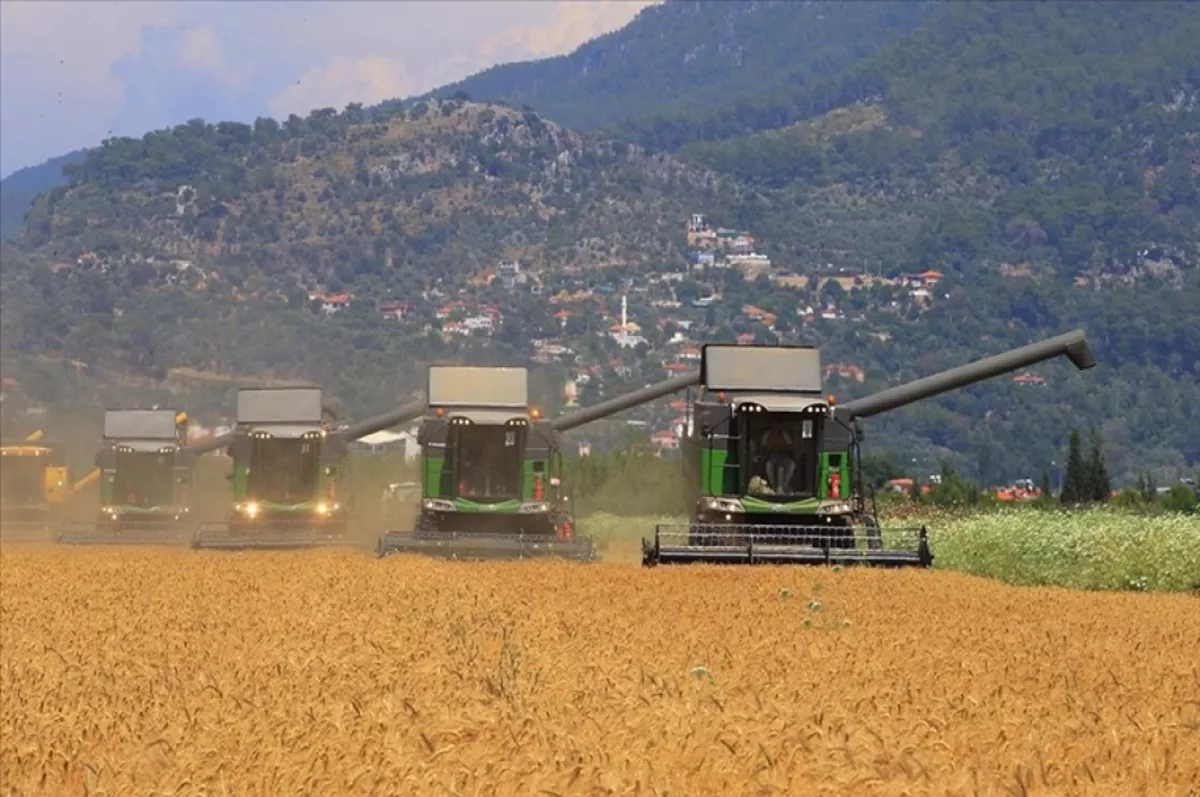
2,545 -> 1198,796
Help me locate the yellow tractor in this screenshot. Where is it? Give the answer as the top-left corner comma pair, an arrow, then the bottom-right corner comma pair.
0,430 -> 72,542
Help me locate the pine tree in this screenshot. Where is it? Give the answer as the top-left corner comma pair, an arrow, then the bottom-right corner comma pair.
1060,428 -> 1086,504
1087,426 -> 1111,502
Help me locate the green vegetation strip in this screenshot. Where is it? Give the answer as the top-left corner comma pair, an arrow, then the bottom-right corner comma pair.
931,508 -> 1200,592
577,508 -> 1200,593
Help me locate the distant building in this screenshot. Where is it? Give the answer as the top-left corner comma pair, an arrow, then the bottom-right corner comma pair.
498,261 -> 525,289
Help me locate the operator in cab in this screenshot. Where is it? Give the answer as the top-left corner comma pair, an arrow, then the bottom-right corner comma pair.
760,421 -> 795,494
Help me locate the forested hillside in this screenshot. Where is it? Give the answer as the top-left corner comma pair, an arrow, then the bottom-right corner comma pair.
15,102 -> 727,286
418,0 -> 937,132
2,0 -> 1198,485
0,149 -> 87,240
669,1 -> 1200,273
0,99 -> 730,425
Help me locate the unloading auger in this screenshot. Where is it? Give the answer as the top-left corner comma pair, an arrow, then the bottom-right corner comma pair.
59,409 -> 196,545
378,366 -> 698,562
192,386 -> 425,550
642,330 -> 1097,567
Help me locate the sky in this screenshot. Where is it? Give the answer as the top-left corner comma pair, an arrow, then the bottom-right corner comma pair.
0,0 -> 657,178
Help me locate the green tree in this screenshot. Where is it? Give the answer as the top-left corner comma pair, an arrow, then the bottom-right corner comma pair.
1087,426 -> 1111,503
1060,429 -> 1087,504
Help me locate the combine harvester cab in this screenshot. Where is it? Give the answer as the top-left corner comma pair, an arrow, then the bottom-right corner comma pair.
643,330 -> 1096,568
60,409 -> 196,545
0,432 -> 70,544
379,367 -> 699,562
193,386 -> 425,550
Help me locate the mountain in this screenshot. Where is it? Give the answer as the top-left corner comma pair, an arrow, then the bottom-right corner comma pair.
637,1 -> 1200,271
0,149 -> 88,241
616,1 -> 1200,147
415,0 -> 939,132
0,1 -> 935,242
15,103 -> 730,283
414,1 -> 1200,280
0,100 -> 735,420
2,0 -> 1199,485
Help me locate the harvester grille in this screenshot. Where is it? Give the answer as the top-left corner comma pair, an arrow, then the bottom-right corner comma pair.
643,522 -> 932,567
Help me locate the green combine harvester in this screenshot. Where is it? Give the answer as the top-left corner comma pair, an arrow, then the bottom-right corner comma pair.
59,409 -> 195,545
193,386 -> 424,550
642,330 -> 1097,567
378,365 -> 698,562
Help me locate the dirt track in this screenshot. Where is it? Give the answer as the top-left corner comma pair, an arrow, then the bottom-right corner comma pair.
2,546 -> 1197,796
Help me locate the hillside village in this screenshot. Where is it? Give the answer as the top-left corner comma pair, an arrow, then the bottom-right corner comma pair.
39,210 -> 1067,464
294,212 -> 1063,458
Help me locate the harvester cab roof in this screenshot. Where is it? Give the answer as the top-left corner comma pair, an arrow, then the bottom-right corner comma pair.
423,365 -> 534,428
101,408 -> 188,454
234,386 -> 327,438
0,441 -> 65,460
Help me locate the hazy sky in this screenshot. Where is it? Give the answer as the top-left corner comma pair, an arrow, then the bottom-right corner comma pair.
0,0 -> 656,177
